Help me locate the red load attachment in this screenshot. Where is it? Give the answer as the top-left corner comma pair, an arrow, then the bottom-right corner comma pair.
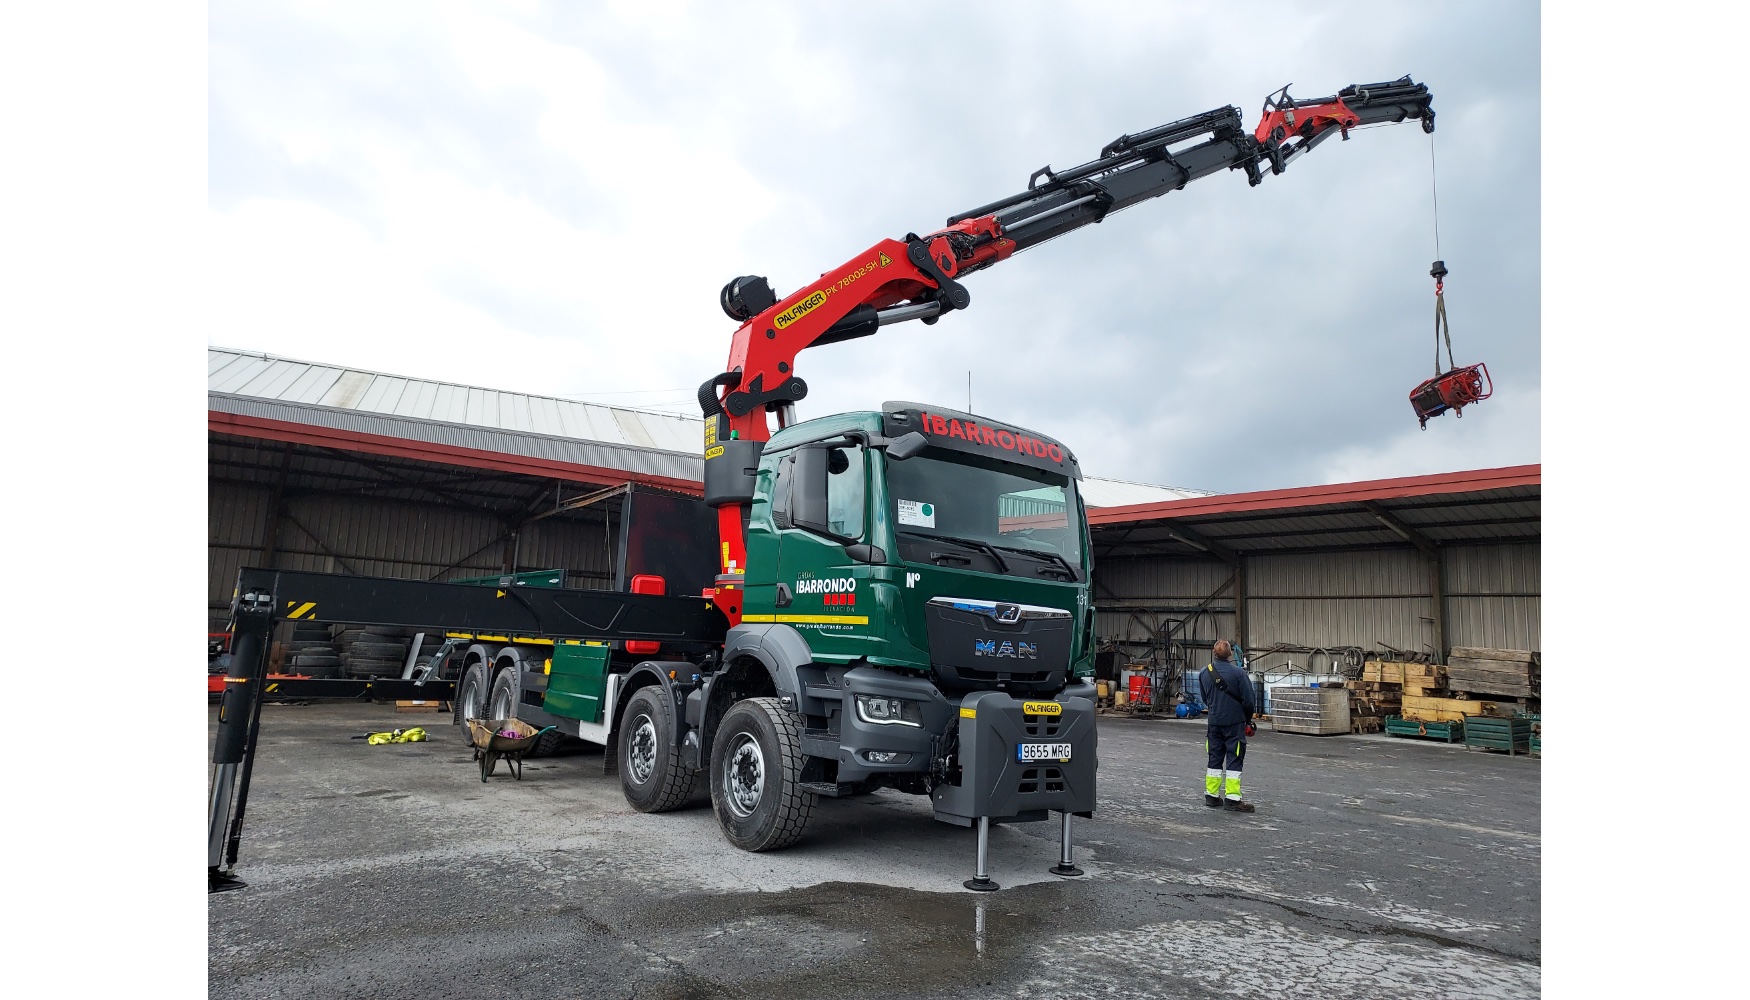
1409,362 -> 1492,428
1410,259 -> 1492,429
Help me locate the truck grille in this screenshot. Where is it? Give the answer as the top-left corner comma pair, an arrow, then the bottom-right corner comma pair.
924,596 -> 1071,693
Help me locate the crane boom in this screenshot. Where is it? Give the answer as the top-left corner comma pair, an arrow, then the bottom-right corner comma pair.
699,77 -> 1435,624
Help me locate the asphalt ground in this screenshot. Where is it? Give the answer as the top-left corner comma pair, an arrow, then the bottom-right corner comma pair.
208,702 -> 1540,999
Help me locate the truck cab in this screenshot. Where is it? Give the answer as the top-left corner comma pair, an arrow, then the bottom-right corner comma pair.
741,401 -> 1095,687
689,402 -> 1096,843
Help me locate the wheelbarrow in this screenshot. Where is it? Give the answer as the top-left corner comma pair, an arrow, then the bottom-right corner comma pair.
467,718 -> 554,781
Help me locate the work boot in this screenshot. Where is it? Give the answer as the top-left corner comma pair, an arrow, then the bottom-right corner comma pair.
1223,799 -> 1256,813
1204,794 -> 1222,808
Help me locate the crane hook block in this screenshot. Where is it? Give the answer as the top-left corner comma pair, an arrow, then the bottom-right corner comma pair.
1409,363 -> 1492,430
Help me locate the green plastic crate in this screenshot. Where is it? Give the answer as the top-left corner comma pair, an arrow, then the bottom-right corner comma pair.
1385,715 -> 1464,743
1464,715 -> 1532,755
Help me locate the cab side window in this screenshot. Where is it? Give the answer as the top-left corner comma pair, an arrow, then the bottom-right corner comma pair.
771,455 -> 794,529
826,445 -> 865,541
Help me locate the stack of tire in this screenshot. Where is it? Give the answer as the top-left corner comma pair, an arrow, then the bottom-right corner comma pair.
286,621 -> 341,678
331,624 -> 419,678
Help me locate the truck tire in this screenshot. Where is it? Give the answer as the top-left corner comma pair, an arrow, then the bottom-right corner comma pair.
344,657 -> 403,678
529,728 -> 567,757
489,667 -> 522,721
709,697 -> 815,851
453,664 -> 488,725
348,641 -> 408,659
618,687 -> 694,813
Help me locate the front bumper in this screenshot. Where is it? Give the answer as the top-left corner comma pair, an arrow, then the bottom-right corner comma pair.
830,669 -> 1098,788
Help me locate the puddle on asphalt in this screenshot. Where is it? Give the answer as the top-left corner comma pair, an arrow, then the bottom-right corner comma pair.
540,875 -> 1534,998
620,878 -> 1060,975
1011,916 -> 1540,1000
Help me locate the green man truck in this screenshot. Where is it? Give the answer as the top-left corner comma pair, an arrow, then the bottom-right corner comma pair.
210,78 -> 1437,891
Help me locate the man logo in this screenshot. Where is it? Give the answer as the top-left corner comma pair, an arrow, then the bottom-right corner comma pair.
995,603 -> 1021,624
974,640 -> 1038,659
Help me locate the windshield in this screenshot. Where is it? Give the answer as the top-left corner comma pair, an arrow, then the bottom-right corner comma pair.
885,449 -> 1084,574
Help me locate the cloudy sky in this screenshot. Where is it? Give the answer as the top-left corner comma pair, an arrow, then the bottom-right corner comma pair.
209,0 -> 1539,493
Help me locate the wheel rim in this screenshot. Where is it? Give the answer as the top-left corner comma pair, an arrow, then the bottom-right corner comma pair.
491,682 -> 514,720
464,673 -> 487,720
627,714 -> 657,785
723,733 -> 765,818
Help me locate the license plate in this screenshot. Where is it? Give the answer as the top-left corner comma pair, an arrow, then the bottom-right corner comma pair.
1017,742 -> 1072,763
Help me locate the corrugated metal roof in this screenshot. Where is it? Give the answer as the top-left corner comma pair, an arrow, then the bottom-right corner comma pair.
1088,467 -> 1540,558
1080,478 -> 1215,508
211,347 -> 1226,500
209,347 -> 701,454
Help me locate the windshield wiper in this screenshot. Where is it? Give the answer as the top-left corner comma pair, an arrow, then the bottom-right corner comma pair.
906,531 -> 1009,573
989,542 -> 1078,580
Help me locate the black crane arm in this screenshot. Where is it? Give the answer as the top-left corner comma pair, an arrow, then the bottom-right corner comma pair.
942,76 -> 1435,271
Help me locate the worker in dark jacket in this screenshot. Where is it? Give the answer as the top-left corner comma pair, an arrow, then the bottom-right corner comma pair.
1199,639 -> 1257,812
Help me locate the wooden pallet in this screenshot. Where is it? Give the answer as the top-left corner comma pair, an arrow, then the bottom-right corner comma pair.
1351,716 -> 1385,734
1401,694 -> 1503,723
1362,660 -> 1443,684
1446,646 -> 1540,699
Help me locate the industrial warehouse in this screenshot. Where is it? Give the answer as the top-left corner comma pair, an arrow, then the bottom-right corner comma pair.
209,346 -> 1540,721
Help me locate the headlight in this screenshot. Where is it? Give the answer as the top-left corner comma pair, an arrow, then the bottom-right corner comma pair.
855,694 -> 923,727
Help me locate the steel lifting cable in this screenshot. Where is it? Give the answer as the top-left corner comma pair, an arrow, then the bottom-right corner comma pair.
1428,134 -> 1456,377
1429,132 -> 1442,261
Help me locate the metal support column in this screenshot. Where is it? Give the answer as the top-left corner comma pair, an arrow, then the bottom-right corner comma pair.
1429,546 -> 1447,663
1233,560 -> 1248,655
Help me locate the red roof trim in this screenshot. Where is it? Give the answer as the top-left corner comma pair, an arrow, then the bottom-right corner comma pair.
1086,464 -> 1539,526
210,411 -> 705,496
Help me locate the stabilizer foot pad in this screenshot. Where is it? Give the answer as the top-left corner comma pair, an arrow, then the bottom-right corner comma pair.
209,869 -> 248,894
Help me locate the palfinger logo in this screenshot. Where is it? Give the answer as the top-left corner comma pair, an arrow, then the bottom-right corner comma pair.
773,290 -> 828,330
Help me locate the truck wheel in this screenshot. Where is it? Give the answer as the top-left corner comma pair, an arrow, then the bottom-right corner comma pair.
489,667 -> 521,720
618,687 -> 694,812
710,697 -> 815,851
453,663 -> 488,726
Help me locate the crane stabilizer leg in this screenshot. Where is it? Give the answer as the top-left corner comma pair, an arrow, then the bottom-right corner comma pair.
208,584 -> 274,893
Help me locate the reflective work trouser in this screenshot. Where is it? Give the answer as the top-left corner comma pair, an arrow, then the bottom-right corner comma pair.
1204,722 -> 1247,800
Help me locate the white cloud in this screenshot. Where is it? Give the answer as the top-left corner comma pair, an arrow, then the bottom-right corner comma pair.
1317,386 -> 1541,485
209,0 -> 1540,490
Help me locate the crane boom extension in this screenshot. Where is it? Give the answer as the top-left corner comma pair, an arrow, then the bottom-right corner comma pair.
700,77 -> 1434,626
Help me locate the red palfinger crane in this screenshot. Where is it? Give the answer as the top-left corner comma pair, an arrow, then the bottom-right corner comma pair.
699,77 -> 1439,625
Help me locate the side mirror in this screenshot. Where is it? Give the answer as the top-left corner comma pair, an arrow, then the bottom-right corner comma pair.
884,431 -> 928,461
792,444 -> 832,536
